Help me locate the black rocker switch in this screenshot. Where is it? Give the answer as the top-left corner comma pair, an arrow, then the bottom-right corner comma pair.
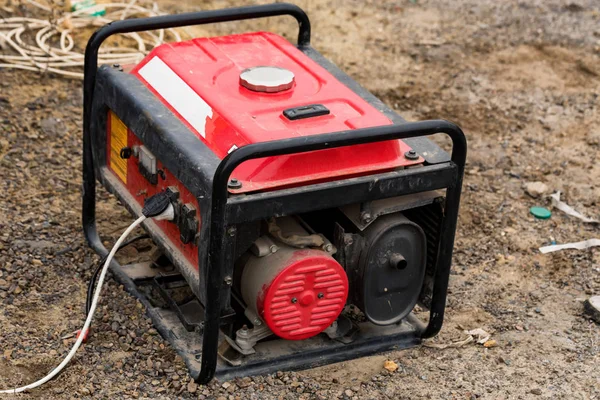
283,104 -> 330,120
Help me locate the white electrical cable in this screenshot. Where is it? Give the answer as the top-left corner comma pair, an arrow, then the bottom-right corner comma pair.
0,0 -> 184,79
1,214 -> 147,394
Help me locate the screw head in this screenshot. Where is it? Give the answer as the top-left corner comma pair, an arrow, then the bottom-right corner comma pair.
112,63 -> 123,71
323,243 -> 333,252
223,276 -> 233,286
360,211 -> 372,223
228,178 -> 242,189
317,293 -> 324,299
404,149 -> 419,160
291,297 -> 298,304
227,226 -> 236,237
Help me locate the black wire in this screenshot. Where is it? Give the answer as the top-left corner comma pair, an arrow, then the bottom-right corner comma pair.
85,234 -> 150,316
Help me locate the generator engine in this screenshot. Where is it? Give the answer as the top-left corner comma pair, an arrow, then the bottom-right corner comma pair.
82,3 -> 466,383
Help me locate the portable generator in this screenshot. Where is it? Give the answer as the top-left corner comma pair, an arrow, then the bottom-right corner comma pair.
82,3 -> 466,383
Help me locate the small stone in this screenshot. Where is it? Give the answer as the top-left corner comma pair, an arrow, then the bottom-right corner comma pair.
483,340 -> 498,348
187,382 -> 198,393
40,117 -> 66,136
344,389 -> 353,397
530,388 -> 542,395
383,360 -> 398,372
586,131 -> 600,146
222,382 -> 231,389
524,181 -> 549,198
584,296 -> 600,323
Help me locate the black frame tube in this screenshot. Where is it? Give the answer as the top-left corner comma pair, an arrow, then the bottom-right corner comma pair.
82,2 -> 311,256
201,120 -> 466,382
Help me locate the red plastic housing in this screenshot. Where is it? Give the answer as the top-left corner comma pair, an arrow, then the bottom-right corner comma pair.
260,253 -> 348,340
130,31 -> 422,194
106,114 -> 201,266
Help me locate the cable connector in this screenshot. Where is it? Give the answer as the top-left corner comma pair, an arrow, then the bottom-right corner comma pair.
142,192 -> 174,220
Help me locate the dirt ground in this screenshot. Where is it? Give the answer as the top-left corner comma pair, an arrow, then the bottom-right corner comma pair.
1,0 -> 599,398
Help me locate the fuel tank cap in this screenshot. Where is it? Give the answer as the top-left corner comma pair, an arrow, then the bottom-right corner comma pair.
239,66 -> 295,93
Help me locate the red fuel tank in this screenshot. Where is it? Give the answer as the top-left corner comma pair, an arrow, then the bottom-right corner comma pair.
131,32 -> 422,193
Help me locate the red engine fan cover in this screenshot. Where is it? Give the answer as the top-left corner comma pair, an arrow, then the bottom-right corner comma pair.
259,254 -> 348,340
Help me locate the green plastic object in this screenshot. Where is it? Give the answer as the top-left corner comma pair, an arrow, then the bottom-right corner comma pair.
530,206 -> 551,219
71,0 -> 106,16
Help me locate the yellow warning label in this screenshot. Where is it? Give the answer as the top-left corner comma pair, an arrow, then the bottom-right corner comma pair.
109,111 -> 128,183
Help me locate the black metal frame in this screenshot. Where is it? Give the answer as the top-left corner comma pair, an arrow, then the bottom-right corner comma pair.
82,3 -> 466,384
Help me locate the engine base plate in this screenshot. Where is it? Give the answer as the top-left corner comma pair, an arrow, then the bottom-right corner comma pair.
109,254 -> 424,382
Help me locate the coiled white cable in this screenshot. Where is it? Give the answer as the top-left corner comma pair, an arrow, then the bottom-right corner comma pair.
0,215 -> 147,394
0,0 -> 184,79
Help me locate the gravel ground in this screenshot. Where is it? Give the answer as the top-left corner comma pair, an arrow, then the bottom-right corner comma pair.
1,0 -> 600,398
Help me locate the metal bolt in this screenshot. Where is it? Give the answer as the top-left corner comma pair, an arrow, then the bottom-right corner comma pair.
291,297 -> 297,304
227,227 -> 236,237
228,178 -> 242,189
404,149 -> 419,160
253,318 -> 262,326
112,63 -> 123,71
323,243 -> 333,252
317,293 -> 324,299
360,211 -> 372,224
237,325 -> 249,338
223,276 -> 233,286
269,244 -> 278,253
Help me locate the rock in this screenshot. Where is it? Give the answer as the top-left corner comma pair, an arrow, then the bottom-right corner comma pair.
344,389 -> 353,397
187,381 -> 198,394
383,360 -> 398,372
587,131 -> 600,146
40,117 -> 66,136
524,181 -> 549,198
222,382 -> 231,389
584,296 -> 600,323
3,349 -> 13,359
483,340 -> 498,348
530,388 -> 542,395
